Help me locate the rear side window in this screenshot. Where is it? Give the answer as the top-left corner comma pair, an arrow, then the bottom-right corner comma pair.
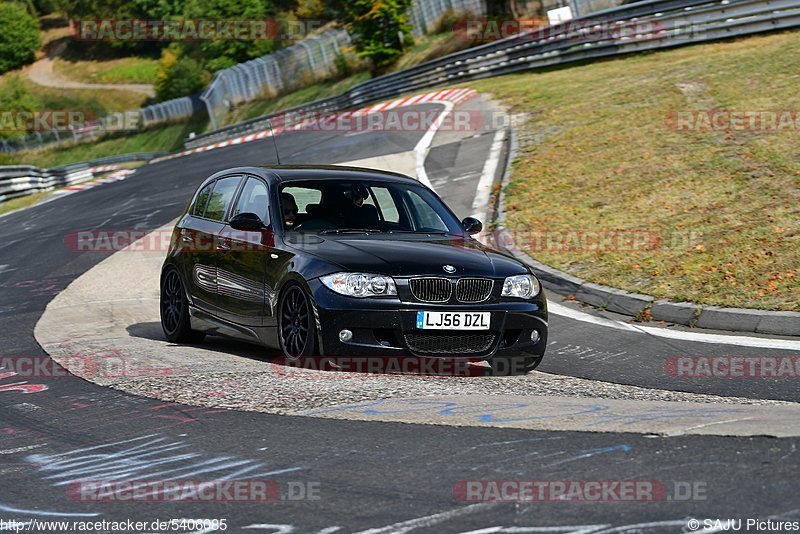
192,182 -> 214,217
204,176 -> 242,221
232,177 -> 269,223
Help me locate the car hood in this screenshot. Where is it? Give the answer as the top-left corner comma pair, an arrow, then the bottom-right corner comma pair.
285,234 -> 528,278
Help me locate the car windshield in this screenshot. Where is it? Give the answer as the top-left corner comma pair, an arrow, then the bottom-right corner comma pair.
279,179 -> 463,235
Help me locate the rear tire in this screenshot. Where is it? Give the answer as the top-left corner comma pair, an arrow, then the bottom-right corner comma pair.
488,354 -> 543,376
160,267 -> 205,344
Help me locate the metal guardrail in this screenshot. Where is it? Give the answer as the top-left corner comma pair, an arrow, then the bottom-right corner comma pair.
186,0 -> 800,149
0,165 -> 91,203
0,152 -> 162,204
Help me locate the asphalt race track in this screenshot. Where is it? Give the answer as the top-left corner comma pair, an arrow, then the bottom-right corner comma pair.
1,95 -> 799,533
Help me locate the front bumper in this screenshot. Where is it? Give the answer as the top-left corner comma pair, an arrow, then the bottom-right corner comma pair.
309,279 -> 548,359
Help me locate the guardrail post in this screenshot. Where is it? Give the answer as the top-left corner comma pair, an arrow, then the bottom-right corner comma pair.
298,40 -> 317,72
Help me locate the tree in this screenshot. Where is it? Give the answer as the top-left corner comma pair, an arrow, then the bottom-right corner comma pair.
0,3 -> 41,74
154,49 -> 208,101
345,0 -> 412,71
182,0 -> 277,72
34,0 -> 65,16
63,0 -> 182,55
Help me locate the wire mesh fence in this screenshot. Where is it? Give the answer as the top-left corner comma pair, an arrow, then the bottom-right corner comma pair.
200,30 -> 352,129
409,0 -> 488,35
140,97 -> 197,127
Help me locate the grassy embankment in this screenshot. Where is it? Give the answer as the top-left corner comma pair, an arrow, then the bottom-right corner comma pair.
469,30 -> 800,311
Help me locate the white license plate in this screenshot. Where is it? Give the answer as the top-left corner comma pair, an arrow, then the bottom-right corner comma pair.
416,311 -> 490,330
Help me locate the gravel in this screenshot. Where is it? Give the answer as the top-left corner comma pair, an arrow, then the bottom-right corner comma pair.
109,364 -> 795,416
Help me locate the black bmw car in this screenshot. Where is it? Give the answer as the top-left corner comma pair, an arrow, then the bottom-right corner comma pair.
160,165 -> 547,375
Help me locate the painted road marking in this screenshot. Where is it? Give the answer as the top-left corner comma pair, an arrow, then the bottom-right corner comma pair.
415,100 -> 454,190
548,300 -> 800,350
471,128 -> 506,221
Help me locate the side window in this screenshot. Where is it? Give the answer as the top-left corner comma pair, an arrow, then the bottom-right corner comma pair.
204,176 -> 242,221
406,190 -> 447,231
232,177 -> 269,223
282,186 -> 322,214
372,187 -> 399,223
192,181 -> 214,217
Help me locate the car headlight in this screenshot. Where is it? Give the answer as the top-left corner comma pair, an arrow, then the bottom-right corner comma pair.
320,273 -> 397,298
501,274 -> 540,299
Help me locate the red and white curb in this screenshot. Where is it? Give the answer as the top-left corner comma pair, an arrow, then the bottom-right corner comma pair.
52,169 -> 137,197
89,164 -> 122,174
151,88 -> 478,164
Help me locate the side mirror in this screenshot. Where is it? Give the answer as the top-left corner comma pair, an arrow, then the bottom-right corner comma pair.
461,217 -> 483,235
229,212 -> 264,231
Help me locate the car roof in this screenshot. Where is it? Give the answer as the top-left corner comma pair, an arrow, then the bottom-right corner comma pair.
215,165 -> 421,185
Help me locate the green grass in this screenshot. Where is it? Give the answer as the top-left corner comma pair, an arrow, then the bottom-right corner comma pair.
29,81 -> 149,115
390,31 -> 474,72
226,71 -> 372,125
8,118 -> 207,168
54,57 -> 159,85
469,30 -> 800,311
0,191 -> 50,216
0,70 -> 149,116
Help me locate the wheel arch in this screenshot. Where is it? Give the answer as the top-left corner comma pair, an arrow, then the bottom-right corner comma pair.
275,274 -> 325,356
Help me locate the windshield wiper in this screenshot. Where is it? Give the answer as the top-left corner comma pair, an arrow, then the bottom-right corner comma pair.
387,230 -> 450,235
318,228 -> 384,235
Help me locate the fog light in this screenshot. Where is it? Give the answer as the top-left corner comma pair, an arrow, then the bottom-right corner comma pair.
530,330 -> 540,344
339,329 -> 353,343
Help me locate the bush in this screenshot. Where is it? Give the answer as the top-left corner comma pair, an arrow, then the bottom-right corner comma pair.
0,75 -> 41,139
296,0 -> 327,20
0,3 -> 41,74
334,52 -> 353,77
154,50 -> 209,102
432,8 -> 478,35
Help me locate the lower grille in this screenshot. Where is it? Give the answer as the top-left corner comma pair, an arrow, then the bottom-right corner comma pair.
404,333 -> 496,355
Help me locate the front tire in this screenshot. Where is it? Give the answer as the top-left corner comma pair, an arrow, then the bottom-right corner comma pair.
278,283 -> 317,358
160,267 -> 205,343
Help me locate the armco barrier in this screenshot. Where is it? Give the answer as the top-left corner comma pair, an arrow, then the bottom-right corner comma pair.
185,0 -> 800,149
0,165 -> 90,203
0,153 -> 163,204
